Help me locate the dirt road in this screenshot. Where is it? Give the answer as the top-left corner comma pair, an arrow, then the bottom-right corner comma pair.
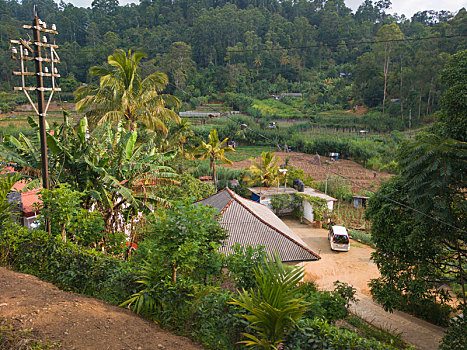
0,267 -> 202,350
283,218 -> 446,350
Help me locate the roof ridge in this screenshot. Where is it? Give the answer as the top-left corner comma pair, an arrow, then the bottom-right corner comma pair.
229,189 -> 320,259
220,197 -> 235,214
194,187 -> 229,205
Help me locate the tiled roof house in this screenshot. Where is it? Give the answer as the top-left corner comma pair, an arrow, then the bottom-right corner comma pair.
198,188 -> 320,263
1,167 -> 41,227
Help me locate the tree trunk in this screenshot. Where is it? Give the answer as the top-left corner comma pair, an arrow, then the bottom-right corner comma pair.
426,91 -> 431,116
400,55 -> 404,120
418,91 -> 422,122
426,77 -> 434,116
409,109 -> 412,129
456,239 -> 466,304
172,263 -> 178,284
211,156 -> 217,190
382,44 -> 391,119
61,224 -> 66,243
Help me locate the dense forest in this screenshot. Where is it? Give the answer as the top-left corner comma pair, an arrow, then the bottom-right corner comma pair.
0,0 -> 466,124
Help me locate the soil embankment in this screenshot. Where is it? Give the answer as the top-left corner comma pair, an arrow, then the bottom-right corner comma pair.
0,267 -> 202,350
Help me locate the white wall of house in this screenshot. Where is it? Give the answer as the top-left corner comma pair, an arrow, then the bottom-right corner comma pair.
259,194 -> 333,221
303,200 -> 314,222
23,214 -> 39,229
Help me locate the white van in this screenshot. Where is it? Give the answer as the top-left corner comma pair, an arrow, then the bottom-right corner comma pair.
328,225 -> 350,251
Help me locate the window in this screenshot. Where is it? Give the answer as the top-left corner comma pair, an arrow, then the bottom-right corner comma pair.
333,235 -> 349,244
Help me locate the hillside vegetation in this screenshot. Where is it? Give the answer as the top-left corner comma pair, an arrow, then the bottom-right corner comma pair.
0,0 -> 466,129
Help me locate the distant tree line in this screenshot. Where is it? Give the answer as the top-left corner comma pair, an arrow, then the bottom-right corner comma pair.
0,0 -> 466,120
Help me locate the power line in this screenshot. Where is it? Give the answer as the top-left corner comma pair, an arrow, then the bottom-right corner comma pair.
16,1 -> 467,56
51,33 -> 467,55
226,34 -> 467,53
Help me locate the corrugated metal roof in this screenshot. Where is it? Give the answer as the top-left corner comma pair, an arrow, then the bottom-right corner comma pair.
198,189 -> 232,211
198,188 -> 320,262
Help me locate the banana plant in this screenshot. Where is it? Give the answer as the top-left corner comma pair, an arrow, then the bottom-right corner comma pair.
243,151 -> 281,187
0,113 -> 177,233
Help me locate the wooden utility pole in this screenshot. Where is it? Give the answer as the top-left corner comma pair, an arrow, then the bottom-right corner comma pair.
10,8 -> 61,234
32,14 -> 50,195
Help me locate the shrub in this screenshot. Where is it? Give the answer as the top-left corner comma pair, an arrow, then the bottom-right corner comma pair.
284,318 -> 400,350
270,193 -> 293,214
0,223 -> 136,304
189,288 -> 245,349
39,184 -> 112,250
229,252 -> 308,349
349,230 -> 375,248
302,290 -> 348,324
153,173 -> 216,202
441,305 -> 467,350
333,281 -> 358,309
224,243 -> 267,290
315,175 -> 353,201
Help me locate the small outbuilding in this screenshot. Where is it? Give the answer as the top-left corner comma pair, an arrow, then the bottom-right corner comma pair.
353,195 -> 369,208
249,186 -> 337,224
198,188 -> 320,263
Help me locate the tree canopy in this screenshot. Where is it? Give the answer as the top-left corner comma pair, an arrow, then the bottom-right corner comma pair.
1,0 -> 466,119
75,49 -> 181,133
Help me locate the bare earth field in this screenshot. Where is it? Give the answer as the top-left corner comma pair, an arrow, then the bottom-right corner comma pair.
284,218 -> 445,350
230,151 -> 393,193
0,102 -> 81,123
0,267 -> 202,350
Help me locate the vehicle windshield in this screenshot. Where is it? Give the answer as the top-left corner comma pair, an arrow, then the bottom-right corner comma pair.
333,235 -> 349,244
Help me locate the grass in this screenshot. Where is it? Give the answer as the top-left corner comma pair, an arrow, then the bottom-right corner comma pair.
345,314 -> 409,349
226,145 -> 272,162
349,229 -> 375,248
350,243 -> 362,248
0,317 -> 60,349
253,98 -> 306,119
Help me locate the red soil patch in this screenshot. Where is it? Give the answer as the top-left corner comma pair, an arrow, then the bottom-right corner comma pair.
0,267 -> 202,350
228,151 -> 392,193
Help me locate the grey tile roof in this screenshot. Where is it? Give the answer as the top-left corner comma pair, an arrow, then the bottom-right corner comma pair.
198,188 -> 320,262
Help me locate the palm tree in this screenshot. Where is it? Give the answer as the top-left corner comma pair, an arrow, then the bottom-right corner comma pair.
230,252 -> 307,350
194,129 -> 235,188
244,151 -> 281,187
75,49 -> 181,133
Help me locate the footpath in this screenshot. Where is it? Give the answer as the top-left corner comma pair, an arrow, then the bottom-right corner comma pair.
351,294 -> 445,350
284,218 -> 446,350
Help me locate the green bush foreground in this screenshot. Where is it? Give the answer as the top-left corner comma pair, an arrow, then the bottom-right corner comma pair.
0,223 -> 403,350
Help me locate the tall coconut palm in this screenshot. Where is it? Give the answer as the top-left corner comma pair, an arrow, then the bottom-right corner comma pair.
244,151 -> 281,187
75,49 -> 181,133
194,129 -> 235,188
